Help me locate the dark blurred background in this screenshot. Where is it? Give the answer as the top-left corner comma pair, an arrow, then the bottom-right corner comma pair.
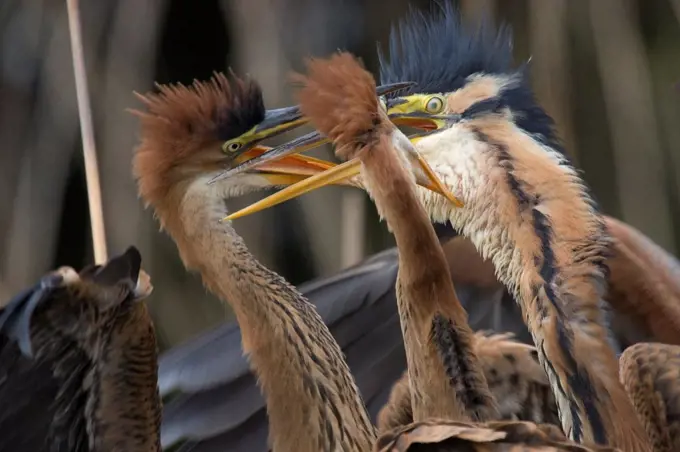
1,0 -> 679,351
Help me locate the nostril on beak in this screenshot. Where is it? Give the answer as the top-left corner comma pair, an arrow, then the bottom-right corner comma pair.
385,97 -> 408,110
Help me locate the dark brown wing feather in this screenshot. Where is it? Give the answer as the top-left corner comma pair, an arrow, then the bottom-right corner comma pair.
0,272 -> 88,452
604,217 -> 680,347
619,343 -> 680,452
0,246 -> 149,452
0,335 -> 72,452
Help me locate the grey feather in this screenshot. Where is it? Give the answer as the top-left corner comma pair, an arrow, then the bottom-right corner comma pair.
0,272 -> 64,357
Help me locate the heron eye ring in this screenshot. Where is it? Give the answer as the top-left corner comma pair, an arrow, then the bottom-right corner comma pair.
425,96 -> 444,113
226,142 -> 242,152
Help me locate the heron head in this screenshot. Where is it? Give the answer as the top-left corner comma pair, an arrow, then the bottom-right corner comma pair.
210,4 -> 566,222
131,72 -> 345,209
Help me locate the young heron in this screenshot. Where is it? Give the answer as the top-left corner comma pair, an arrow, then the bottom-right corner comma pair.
156,222 -> 678,451
0,246 -> 160,452
219,5 -> 653,450
131,74 -> 389,451
288,51 -> 499,424
129,72 -> 470,451
278,50 -> 615,452
132,72 -> 572,451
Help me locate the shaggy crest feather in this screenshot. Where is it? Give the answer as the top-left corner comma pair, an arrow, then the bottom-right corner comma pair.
295,51 -> 500,424
292,53 -> 382,157
378,2 -> 565,153
130,72 -> 264,208
378,1 -> 514,97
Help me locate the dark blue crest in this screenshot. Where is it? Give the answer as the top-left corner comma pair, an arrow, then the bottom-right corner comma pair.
378,1 -> 514,97
216,77 -> 266,141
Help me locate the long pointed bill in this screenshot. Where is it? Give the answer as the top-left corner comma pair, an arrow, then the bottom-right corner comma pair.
414,155 -> 464,207
215,122 -> 434,182
224,159 -> 363,221
224,150 -> 463,222
225,146 -> 355,188
209,81 -> 416,185
220,110 -> 451,182
215,131 -> 330,182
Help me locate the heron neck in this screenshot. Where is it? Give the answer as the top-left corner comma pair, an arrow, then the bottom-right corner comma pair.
417,121 -> 651,450
163,177 -> 375,452
358,133 -> 498,423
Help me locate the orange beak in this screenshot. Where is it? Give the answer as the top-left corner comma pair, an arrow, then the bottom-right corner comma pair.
230,145 -> 359,188
221,134 -> 463,222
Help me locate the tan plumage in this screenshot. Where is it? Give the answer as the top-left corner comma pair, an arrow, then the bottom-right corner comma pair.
132,74 -> 375,451
243,56 -> 664,450
292,52 -> 499,424
215,60 -> 675,452
604,217 -> 680,347
377,332 -> 559,432
0,246 -> 161,452
426,108 -> 645,448
290,51 -> 605,452
190,7 -> 680,449
379,226 -> 680,442
440,217 -> 680,350
366,70 -> 651,451
619,343 -> 680,452
374,9 -> 654,448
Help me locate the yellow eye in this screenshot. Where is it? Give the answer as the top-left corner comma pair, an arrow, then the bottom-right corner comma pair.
224,141 -> 242,153
425,96 -> 444,113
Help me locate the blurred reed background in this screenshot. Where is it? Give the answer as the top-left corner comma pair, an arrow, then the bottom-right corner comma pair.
1,0 -> 679,352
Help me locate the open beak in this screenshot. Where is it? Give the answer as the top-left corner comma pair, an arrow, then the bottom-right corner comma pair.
222,133 -> 464,222
224,158 -> 363,221
219,94 -> 454,181
213,82 -> 466,221
209,81 -> 416,185
386,96 -> 460,134
227,145 -> 357,188
209,106 -> 307,184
